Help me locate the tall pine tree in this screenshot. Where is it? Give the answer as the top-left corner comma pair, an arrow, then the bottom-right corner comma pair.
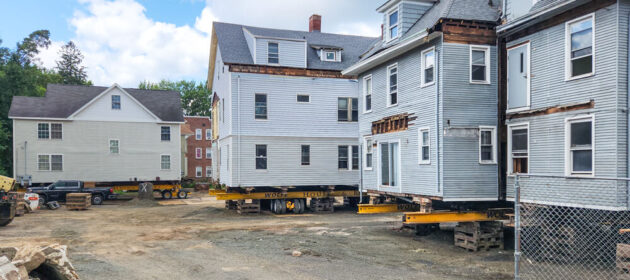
55,41 -> 90,85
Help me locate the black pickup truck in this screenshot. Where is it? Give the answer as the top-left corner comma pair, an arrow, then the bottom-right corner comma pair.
27,180 -> 117,205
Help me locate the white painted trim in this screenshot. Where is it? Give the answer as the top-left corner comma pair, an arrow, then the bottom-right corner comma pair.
322,50 -> 337,62
195,129 -> 202,140
565,13 -> 595,81
206,147 -> 212,159
195,166 -> 202,178
36,154 -> 64,172
506,42 -> 531,112
443,197 -> 498,202
420,46 -> 436,88
12,119 -> 15,179
363,74 -> 372,114
161,125 -> 172,142
564,114 -> 595,177
109,139 -> 120,154
9,117 -> 69,121
377,139 -> 402,193
205,129 -> 212,140
479,126 -> 497,164
68,84 -> 161,121
363,136 -> 373,171
385,5 -> 401,42
505,197 -> 626,211
205,166 -> 212,177
418,127 -> 431,164
469,45 -> 491,84
36,122 -> 64,140
507,122 -> 530,175
266,41 -> 280,65
386,63 -> 398,107
195,148 -> 202,159
497,0 -> 577,33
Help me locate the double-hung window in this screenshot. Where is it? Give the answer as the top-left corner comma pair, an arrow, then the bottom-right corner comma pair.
38,123 -> 63,139
509,124 -> 528,174
470,46 -> 490,83
37,155 -> 50,171
421,48 -> 435,87
206,129 -> 212,140
51,123 -> 62,139
380,141 -> 399,187
206,148 -> 211,159
338,145 -> 359,170
364,137 -> 373,170
255,94 -> 267,120
37,123 -> 49,139
387,64 -> 398,106
161,126 -> 171,141
566,14 -> 594,79
268,42 -> 279,64
301,145 -> 310,166
196,129 -> 202,140
363,75 -> 372,113
206,166 -> 212,177
196,148 -> 202,159
161,155 -> 171,170
256,144 -> 267,170
388,10 -> 399,40
418,128 -> 430,164
338,97 -> 358,122
566,116 -> 594,175
196,166 -> 202,177
39,154 -> 63,171
112,95 -> 121,110
109,139 -> 120,154
479,126 -> 497,164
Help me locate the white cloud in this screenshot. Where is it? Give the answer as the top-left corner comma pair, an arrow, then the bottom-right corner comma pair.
38,0 -> 214,87
36,0 -> 382,87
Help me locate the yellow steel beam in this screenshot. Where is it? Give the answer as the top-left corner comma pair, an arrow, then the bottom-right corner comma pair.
403,211 -> 502,225
111,184 -> 180,192
357,204 -> 421,214
208,189 -> 226,196
215,190 -> 359,200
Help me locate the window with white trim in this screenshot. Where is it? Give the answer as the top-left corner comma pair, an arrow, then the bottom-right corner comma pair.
364,137 -> 373,170
380,141 -> 399,187
388,9 -> 399,40
161,126 -> 171,141
470,46 -> 490,83
338,97 -> 358,122
256,144 -> 267,170
322,50 -> 337,62
206,166 -> 212,177
110,139 -> 119,154
51,123 -> 62,139
206,129 -> 212,140
196,166 -> 202,177
301,145 -> 310,166
255,94 -> 267,120
479,127 -> 496,164
51,155 -> 63,171
419,128 -> 430,164
363,75 -> 372,113
38,123 -> 63,139
509,125 -> 528,174
38,155 -> 50,171
421,48 -> 435,87
161,155 -> 171,170
387,64 -> 398,106
195,129 -> 202,140
112,95 -> 121,110
338,145 -> 359,170
566,14 -> 594,79
268,42 -> 279,64
38,154 -> 63,171
37,123 -> 49,139
566,116 -> 593,175
206,148 -> 211,159
196,148 -> 202,159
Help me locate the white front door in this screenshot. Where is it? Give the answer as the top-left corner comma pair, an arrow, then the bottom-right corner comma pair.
507,43 -> 530,111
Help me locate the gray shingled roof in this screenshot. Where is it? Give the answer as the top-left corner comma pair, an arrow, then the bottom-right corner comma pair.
213,22 -> 378,71
359,0 -> 501,62
9,84 -> 184,122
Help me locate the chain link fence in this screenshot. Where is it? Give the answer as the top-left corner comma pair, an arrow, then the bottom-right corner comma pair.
514,174 -> 630,280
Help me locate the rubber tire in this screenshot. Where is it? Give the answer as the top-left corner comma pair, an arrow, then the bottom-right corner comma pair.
299,199 -> 306,214
279,199 -> 287,214
183,192 -> 188,199
273,199 -> 283,214
39,195 -> 47,206
177,191 -> 186,199
161,191 -> 166,199
163,191 -> 173,199
0,218 -> 13,227
269,199 -> 276,213
292,199 -> 302,214
91,195 -> 103,205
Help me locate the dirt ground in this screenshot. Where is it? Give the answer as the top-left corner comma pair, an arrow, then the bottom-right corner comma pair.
1,193 -> 514,280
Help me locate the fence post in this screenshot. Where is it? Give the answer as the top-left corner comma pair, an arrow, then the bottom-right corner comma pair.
514,175 -> 521,280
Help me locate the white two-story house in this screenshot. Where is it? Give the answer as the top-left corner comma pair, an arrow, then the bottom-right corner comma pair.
9,84 -> 184,186
207,15 -> 376,190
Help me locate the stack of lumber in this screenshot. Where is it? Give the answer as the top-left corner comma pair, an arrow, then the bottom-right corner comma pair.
454,221 -> 504,252
66,193 -> 91,210
10,192 -> 25,216
225,200 -> 238,210
236,200 -> 260,214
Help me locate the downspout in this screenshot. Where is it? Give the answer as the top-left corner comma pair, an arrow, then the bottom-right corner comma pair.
24,141 -> 27,179
237,75 -> 241,187
436,36 -> 442,194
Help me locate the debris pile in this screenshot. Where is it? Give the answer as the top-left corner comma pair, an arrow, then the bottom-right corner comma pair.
0,244 -> 79,280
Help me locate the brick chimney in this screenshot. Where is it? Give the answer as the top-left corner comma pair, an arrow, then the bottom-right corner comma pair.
309,14 -> 321,32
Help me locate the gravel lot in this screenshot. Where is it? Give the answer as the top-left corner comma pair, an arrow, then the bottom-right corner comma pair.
1,194 -> 513,280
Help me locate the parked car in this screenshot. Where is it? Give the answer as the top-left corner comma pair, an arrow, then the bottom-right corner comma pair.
28,180 -> 116,205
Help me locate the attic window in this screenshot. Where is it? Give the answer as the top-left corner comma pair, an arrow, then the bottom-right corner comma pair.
323,51 -> 336,62
268,42 -> 279,64
388,9 -> 399,40
112,95 -> 121,110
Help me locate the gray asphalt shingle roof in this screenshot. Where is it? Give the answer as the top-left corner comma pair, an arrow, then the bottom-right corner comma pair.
9,84 -> 184,122
213,22 -> 378,71
359,0 -> 501,62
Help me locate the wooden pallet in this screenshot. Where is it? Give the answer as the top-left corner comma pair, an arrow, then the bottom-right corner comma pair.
66,193 -> 91,210
310,198 -> 334,213
225,200 -> 238,210
11,192 -> 25,216
454,222 -> 504,252
236,200 -> 260,214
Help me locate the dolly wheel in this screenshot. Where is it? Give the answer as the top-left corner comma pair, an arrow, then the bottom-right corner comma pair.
177,191 -> 186,199
163,191 -> 173,199
273,199 -> 284,214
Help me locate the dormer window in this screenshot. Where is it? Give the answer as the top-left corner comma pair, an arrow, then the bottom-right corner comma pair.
268,42 -> 279,64
324,51 -> 336,61
388,9 -> 399,40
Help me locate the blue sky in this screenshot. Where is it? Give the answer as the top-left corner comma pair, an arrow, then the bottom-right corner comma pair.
0,0 -> 382,86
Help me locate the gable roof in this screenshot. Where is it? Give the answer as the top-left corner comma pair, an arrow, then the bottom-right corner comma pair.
9,84 -> 185,122
213,22 -> 378,71
343,0 -> 501,75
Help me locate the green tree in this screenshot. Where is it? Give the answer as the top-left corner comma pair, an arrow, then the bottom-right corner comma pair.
138,79 -> 211,116
55,41 -> 91,85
